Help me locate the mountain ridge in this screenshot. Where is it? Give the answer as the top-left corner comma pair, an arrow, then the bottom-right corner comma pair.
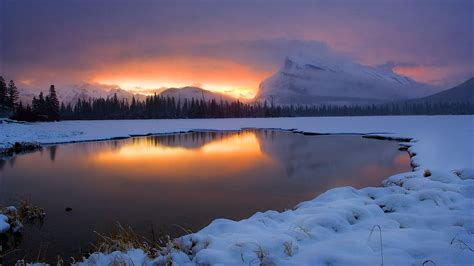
19,84 -> 235,105
412,77 -> 473,103
256,57 -> 435,105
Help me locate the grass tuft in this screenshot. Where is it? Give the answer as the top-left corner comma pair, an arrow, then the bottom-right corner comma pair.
283,241 -> 296,257
367,224 -> 384,266
93,222 -> 163,258
91,222 -> 192,260
422,259 -> 436,266
17,200 -> 45,221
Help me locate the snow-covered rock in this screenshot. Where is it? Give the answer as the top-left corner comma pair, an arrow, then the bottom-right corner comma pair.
257,57 -> 434,105
0,206 -> 23,234
0,214 -> 10,233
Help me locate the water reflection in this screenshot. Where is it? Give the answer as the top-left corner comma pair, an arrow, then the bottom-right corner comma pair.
0,130 -> 410,262
48,146 -> 57,162
91,131 -> 272,179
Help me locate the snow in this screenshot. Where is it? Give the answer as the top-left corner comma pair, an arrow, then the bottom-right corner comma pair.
1,115 -> 473,265
0,214 -> 10,233
257,57 -> 434,105
160,86 -> 235,102
0,206 -> 23,234
18,83 -> 147,106
1,116 -> 471,171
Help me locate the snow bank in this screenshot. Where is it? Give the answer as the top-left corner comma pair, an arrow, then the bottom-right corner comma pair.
1,116 -> 473,265
0,214 -> 10,233
76,170 -> 474,265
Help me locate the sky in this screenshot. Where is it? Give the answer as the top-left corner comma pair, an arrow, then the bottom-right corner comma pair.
1,0 -> 472,98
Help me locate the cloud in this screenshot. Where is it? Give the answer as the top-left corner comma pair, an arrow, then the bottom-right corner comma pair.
189,39 -> 353,72
1,0 -> 472,90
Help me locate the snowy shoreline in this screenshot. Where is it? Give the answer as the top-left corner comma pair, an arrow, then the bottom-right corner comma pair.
1,116 -> 473,265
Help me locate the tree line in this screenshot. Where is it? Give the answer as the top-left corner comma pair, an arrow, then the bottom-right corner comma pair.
2,76 -> 473,122
58,94 -> 473,120
0,77 -> 19,115
1,76 -> 60,121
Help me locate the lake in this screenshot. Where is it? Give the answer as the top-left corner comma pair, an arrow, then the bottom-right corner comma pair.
0,129 -> 410,262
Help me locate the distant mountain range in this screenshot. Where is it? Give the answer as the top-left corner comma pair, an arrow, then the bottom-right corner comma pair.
19,84 -> 235,106
159,86 -> 235,102
19,83 -> 147,105
17,58 -> 472,107
256,57 -> 434,105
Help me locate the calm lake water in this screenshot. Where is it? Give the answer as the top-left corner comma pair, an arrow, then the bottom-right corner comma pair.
0,130 -> 410,262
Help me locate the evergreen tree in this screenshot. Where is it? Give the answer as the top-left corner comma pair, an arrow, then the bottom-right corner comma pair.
34,92 -> 47,115
54,94 -> 474,121
47,85 -> 60,120
32,96 -> 39,113
6,80 -> 19,109
0,76 -> 6,108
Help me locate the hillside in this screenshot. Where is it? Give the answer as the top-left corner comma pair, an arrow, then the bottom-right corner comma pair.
415,77 -> 473,103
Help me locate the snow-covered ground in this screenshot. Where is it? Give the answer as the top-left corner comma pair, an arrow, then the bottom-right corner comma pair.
1,115 -> 473,265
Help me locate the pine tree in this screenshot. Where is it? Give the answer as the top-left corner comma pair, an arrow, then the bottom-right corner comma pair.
0,76 -> 6,108
32,96 -> 39,113
48,85 -> 60,120
37,92 -> 46,115
6,80 -> 19,109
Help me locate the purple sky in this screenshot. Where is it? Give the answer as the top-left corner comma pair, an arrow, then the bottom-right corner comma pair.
1,0 -> 472,97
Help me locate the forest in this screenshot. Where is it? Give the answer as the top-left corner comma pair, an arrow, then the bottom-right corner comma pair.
1,77 -> 472,122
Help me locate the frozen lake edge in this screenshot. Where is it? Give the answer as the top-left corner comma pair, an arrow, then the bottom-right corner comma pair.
1,116 -> 473,265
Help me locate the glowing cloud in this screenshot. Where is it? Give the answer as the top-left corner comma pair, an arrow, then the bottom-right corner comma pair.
92,57 -> 267,99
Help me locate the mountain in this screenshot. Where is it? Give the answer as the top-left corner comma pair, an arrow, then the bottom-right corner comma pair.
19,84 -> 235,106
19,83 -> 147,105
159,86 -> 235,102
56,83 -> 146,105
257,57 -> 434,105
413,77 -> 473,103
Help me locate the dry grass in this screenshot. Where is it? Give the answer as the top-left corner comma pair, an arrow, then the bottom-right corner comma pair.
283,241 -> 296,257
367,224 -> 384,266
92,223 -> 164,258
91,222 -> 194,260
236,242 -> 275,266
254,245 -> 266,265
450,236 -> 474,252
17,200 -> 45,222
294,225 -> 313,239
422,260 -> 437,266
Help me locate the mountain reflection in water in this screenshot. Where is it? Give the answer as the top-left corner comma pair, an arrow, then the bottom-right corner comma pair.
0,130 -> 410,262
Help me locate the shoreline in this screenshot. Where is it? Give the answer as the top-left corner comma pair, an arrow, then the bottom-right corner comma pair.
1,116 -> 472,264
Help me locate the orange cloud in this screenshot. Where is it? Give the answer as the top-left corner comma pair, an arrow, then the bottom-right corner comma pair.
393,65 -> 466,85
92,56 -> 270,99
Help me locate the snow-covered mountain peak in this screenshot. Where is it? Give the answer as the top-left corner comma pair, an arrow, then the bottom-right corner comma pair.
257,57 -> 432,105
282,56 -> 417,86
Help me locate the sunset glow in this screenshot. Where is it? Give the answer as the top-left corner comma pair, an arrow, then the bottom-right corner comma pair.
92,57 -> 268,99
92,132 -> 276,178
3,0 -> 471,95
